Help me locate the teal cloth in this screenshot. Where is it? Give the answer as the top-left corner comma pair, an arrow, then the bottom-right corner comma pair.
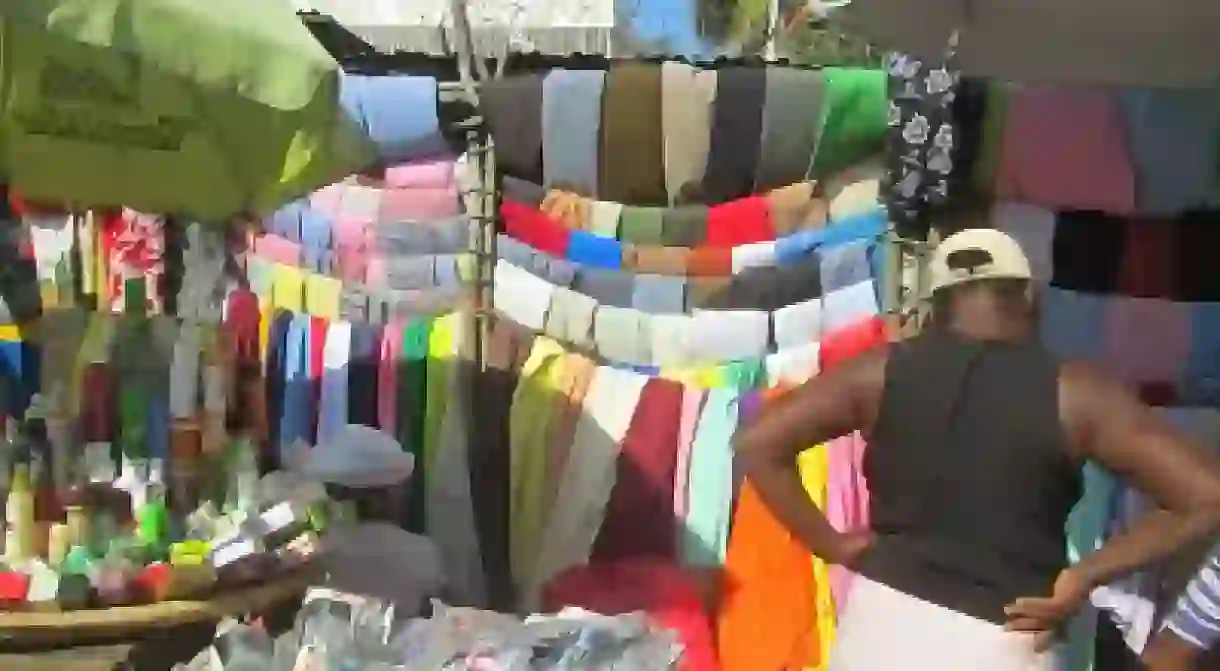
681,388 -> 739,567
1064,462 -> 1119,671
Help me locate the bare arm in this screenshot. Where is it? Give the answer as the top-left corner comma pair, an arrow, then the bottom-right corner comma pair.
734,347 -> 887,565
1062,361 -> 1220,590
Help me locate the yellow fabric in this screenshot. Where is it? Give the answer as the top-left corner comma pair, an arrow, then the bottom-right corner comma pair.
94,219 -> 109,308
508,337 -> 567,593
660,364 -> 725,389
422,313 -> 458,473
798,446 -> 837,671
304,274 -> 341,321
258,300 -> 272,364
270,263 -> 305,312
0,325 -> 25,342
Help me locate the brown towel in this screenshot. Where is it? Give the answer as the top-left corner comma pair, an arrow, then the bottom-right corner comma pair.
685,277 -> 734,310
600,63 -> 667,205
483,74 -> 545,183
625,246 -> 691,275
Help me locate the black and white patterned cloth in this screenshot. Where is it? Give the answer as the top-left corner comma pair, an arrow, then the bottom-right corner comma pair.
882,34 -> 962,238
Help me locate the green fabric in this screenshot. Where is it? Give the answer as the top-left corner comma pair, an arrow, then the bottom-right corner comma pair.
723,359 -> 766,392
618,206 -> 666,245
0,0 -> 374,220
810,68 -> 888,178
398,316 -> 432,533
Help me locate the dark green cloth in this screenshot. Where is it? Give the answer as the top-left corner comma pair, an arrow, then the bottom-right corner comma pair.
618,206 -> 665,245
660,206 -> 708,247
398,316 -> 432,533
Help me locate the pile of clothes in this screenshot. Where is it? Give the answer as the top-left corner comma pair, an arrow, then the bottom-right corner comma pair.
178,588 -> 683,670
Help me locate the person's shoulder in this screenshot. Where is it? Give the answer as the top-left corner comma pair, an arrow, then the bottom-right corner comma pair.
1057,358 -> 1127,397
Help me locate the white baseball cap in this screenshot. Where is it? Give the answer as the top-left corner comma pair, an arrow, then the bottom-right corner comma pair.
300,424 -> 415,489
929,229 -> 1032,293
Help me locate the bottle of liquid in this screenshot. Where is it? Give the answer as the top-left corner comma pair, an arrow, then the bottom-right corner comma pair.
6,464 -> 35,562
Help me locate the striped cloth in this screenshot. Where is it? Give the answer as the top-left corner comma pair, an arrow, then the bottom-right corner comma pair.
1163,545 -> 1220,649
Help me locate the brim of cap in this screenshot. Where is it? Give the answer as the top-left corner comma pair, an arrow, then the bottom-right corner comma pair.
931,270 -> 1032,292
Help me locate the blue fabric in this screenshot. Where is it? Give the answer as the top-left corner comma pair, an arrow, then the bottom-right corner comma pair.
341,74 -> 446,163
269,200 -> 306,241
631,274 -> 686,314
542,69 -> 605,197
1164,544 -> 1220,650
774,207 -> 886,262
682,388 -> 739,567
300,207 -> 334,273
0,339 -> 28,416
1118,89 -> 1220,216
1185,303 -> 1220,405
1039,288 -> 1106,361
279,314 -> 312,451
567,230 -> 623,269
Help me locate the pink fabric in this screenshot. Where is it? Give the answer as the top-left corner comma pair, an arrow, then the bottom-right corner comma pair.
252,234 -> 303,266
310,183 -> 346,216
378,186 -> 460,221
826,431 -> 870,615
365,257 -> 387,285
1105,296 -> 1191,387
333,216 -> 371,282
996,86 -> 1136,214
673,388 -> 707,521
384,157 -> 456,189
378,323 -> 404,435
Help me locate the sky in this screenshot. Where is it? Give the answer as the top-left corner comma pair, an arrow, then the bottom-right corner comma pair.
619,0 -> 713,56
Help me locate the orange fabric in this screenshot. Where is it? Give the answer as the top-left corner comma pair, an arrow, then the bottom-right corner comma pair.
717,385 -> 821,671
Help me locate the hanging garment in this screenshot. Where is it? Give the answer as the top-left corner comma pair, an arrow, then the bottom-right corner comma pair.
509,337 -> 567,595
279,314 -> 312,453
341,74 -> 446,163
567,231 -> 623,269
472,319 -> 535,611
398,316 -> 433,533
660,206 -> 709,248
672,386 -> 706,523
378,323 -> 403,436
825,432 -> 870,616
619,206 -> 667,246
542,69 -> 605,197
481,74 -> 545,183
1116,89 -> 1220,216
768,182 -> 827,235
681,387 -> 738,568
799,445 -> 837,671
706,196 -> 775,248
756,67 -> 825,192
704,67 -> 766,204
661,62 -> 716,204
501,200 -> 570,258
600,63 -> 667,205
1105,297 -> 1190,388
1174,211 -> 1220,303
423,314 -> 458,472
626,245 -> 691,275
592,377 -> 684,561
541,352 -> 597,517
317,320 -> 352,447
993,201 -> 1056,283
1049,210 -> 1127,294
589,200 -> 623,239
996,85 -> 1136,215
347,322 -> 381,428
545,287 -> 597,350
541,189 -> 592,231
526,366 -> 648,611
1117,217 -> 1174,299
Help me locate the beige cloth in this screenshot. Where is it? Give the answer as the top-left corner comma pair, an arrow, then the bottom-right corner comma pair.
830,577 -> 1062,670
661,62 -> 717,205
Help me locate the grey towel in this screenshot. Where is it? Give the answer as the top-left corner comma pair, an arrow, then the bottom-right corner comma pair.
574,267 -> 634,307
340,285 -> 369,321
631,274 -> 687,314
820,240 -> 872,292
376,217 -> 467,255
660,206 -> 708,247
755,68 -> 826,191
543,69 -> 605,197
502,176 -> 546,207
384,256 -> 437,290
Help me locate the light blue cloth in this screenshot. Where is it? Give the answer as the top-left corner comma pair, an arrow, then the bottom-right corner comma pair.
682,388 -> 739,568
280,314 -> 312,452
1118,89 -> 1220,216
1185,303 -> 1220,406
820,239 -> 873,292
567,230 -> 622,269
341,74 -> 446,163
774,207 -> 886,263
146,396 -> 170,461
497,234 -> 575,286
269,200 -> 306,241
300,207 -> 334,273
542,69 -> 606,197
1039,288 -> 1106,361
631,274 -> 686,314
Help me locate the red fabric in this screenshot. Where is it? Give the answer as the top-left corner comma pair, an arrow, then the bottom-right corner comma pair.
308,316 -> 328,443
705,196 -> 774,248
501,199 -> 570,257
592,378 -> 683,561
1119,218 -> 1174,299
542,559 -> 719,671
225,289 -> 261,365
820,316 -> 887,370
81,363 -> 116,443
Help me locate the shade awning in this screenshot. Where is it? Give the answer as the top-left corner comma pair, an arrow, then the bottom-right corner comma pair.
296,0 -> 617,56
839,0 -> 1220,88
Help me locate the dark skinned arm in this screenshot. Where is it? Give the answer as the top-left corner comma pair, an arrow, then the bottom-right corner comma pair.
1062,361 -> 1220,591
733,346 -> 888,565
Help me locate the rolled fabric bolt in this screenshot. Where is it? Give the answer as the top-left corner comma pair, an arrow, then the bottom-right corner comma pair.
48,523 -> 69,566
55,573 -> 92,610
0,572 -> 30,607
26,561 -> 60,610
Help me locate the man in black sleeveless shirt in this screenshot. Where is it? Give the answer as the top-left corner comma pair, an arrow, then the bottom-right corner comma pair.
738,229 -> 1220,669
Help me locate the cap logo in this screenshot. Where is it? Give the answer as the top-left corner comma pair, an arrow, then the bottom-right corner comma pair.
945,248 -> 994,276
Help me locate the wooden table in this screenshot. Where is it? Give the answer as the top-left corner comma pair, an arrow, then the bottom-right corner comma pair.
0,568 -> 316,670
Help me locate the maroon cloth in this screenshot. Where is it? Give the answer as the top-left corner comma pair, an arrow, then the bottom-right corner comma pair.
80,363 -> 116,443
1119,218 -> 1174,299
224,289 -> 261,364
592,378 -> 683,560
